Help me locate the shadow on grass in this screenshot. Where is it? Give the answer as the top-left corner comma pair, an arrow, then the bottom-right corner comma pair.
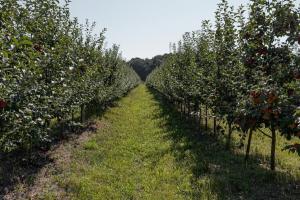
0,102 -> 113,198
149,88 -> 300,200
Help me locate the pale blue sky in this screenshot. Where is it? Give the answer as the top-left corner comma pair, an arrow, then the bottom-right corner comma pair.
69,0 -> 299,60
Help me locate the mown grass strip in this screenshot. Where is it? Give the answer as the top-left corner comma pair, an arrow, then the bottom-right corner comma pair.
41,85 -> 299,200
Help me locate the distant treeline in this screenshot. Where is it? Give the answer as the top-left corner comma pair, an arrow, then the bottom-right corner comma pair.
128,54 -> 170,81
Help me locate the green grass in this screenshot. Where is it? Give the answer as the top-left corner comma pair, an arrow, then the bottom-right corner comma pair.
40,85 -> 299,200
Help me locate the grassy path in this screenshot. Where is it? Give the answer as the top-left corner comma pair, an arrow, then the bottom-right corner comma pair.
39,85 -> 299,200
50,85 -> 195,199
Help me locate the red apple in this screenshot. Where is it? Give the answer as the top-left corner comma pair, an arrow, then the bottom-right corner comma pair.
273,110 -> 280,119
244,32 -> 251,40
293,143 -> 300,149
250,91 -> 261,105
250,91 -> 261,98
294,70 -> 300,80
248,118 -> 257,128
267,91 -> 278,104
287,89 -> 294,97
289,123 -> 298,129
245,58 -> 255,66
262,107 -> 273,115
258,47 -> 268,55
0,99 -> 7,109
34,44 -> 43,53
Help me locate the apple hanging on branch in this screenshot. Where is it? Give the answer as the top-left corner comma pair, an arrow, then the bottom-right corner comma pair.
33,44 -> 44,53
0,99 -> 7,109
293,70 -> 300,80
250,90 -> 262,105
267,91 -> 278,104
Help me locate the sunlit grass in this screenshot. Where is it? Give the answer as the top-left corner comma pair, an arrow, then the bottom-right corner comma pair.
40,85 -> 299,200
52,85 -> 194,199
202,114 -> 300,179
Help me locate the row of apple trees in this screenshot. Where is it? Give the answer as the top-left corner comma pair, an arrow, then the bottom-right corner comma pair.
0,0 -> 140,153
147,0 -> 300,170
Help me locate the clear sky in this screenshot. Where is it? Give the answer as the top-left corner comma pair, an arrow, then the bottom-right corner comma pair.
69,0 -> 298,60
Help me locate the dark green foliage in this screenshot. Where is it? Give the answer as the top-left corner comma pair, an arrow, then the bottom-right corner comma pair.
0,0 -> 140,152
128,54 -> 170,81
147,0 -> 300,170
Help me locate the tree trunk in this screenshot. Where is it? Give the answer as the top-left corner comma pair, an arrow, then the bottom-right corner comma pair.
205,105 -> 208,131
194,102 -> 199,130
226,122 -> 232,149
187,103 -> 190,119
213,117 -> 217,135
180,103 -> 183,118
189,104 -> 192,120
199,105 -> 202,132
196,109 -> 199,131
270,124 -> 276,171
72,110 -> 74,122
45,119 -> 50,128
81,104 -> 85,123
245,129 -> 253,163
